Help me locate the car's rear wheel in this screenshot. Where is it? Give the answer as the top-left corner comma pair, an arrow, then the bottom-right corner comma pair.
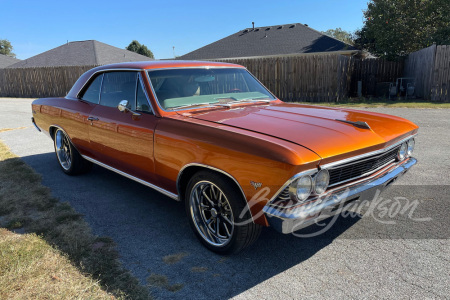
185,170 -> 261,254
54,128 -> 92,175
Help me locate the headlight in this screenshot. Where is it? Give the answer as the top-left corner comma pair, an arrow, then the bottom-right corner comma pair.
314,169 -> 330,194
407,138 -> 415,156
397,143 -> 407,161
293,175 -> 313,202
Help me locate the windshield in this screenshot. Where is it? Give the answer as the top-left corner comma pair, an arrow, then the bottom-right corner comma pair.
147,68 -> 276,110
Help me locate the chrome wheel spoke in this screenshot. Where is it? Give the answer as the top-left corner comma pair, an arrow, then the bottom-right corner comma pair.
55,130 -> 72,170
222,219 -> 231,238
190,180 -> 235,247
215,217 -> 220,235
202,189 -> 215,207
221,214 -> 233,226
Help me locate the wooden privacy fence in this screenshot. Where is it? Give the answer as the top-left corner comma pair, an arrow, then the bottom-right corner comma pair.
0,65 -> 98,98
214,55 -> 352,102
0,55 -> 415,101
350,59 -> 404,97
431,45 -> 450,101
404,45 -> 450,101
214,54 -> 403,102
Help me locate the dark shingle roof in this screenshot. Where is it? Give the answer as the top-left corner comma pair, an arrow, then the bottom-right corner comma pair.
7,40 -> 152,68
0,54 -> 21,68
179,23 -> 357,60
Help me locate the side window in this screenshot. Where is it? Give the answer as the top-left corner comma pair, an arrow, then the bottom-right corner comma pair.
136,78 -> 152,113
81,74 -> 103,103
100,72 -> 137,110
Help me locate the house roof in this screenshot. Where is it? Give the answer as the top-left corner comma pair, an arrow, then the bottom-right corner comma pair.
179,23 -> 357,60
7,40 -> 152,68
0,54 -> 21,68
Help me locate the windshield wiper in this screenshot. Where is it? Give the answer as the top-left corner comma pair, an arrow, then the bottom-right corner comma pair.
167,103 -> 217,110
216,97 -> 271,107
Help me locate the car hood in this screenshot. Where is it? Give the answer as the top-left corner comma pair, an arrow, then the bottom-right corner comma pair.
185,102 -> 418,161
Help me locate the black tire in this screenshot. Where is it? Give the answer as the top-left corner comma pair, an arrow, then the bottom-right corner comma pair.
53,128 -> 92,175
185,170 -> 261,254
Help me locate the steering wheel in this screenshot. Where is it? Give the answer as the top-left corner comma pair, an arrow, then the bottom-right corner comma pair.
228,88 -> 242,93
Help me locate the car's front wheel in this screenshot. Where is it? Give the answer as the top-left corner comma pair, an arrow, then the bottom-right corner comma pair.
53,128 -> 92,175
185,170 -> 261,254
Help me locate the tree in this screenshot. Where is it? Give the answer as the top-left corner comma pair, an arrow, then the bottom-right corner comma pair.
322,28 -> 354,45
0,39 -> 16,57
126,40 -> 154,59
354,0 -> 450,60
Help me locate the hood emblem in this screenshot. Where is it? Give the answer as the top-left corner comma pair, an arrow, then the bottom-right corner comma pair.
335,119 -> 371,130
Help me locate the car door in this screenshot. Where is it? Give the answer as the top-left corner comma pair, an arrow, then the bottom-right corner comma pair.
87,71 -> 158,184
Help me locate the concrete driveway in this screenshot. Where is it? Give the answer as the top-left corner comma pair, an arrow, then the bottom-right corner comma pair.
1,98 -> 449,299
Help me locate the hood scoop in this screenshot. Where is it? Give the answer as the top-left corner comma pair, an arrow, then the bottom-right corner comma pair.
335,119 -> 371,130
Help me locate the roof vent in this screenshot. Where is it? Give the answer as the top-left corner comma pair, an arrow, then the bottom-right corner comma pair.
243,29 -> 249,33
304,24 -> 308,27
277,26 -> 283,29
255,28 -> 259,32
289,24 -> 296,28
265,27 -> 271,31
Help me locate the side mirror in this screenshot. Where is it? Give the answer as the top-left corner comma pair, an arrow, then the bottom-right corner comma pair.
118,100 -> 129,112
117,100 -> 141,116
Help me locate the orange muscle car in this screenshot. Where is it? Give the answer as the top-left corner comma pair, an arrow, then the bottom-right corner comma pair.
31,61 -> 418,254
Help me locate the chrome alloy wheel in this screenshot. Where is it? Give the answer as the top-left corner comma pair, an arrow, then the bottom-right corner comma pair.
55,130 -> 72,170
189,181 -> 235,247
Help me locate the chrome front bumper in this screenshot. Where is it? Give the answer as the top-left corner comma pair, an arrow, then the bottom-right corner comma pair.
263,157 -> 417,234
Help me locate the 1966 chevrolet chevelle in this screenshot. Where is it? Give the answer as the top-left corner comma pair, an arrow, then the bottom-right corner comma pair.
32,61 -> 418,254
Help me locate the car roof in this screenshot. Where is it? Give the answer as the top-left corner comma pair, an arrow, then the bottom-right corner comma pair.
92,60 -> 245,70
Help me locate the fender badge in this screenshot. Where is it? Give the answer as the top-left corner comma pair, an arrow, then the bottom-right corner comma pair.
250,181 -> 262,190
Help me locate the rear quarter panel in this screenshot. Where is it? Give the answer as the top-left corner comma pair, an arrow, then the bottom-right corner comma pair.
32,97 -> 96,156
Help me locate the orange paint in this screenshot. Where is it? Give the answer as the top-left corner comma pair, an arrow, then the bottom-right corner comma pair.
32,61 -> 419,226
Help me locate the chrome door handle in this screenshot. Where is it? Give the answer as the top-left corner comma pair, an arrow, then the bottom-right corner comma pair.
87,117 -> 99,121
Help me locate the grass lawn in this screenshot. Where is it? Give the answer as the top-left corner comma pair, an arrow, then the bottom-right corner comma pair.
0,139 -> 150,299
294,98 -> 450,109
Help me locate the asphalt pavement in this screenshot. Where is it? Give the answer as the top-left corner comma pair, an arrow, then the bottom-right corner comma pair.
0,98 -> 449,299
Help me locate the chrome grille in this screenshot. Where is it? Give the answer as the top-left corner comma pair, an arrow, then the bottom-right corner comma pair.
328,146 -> 399,186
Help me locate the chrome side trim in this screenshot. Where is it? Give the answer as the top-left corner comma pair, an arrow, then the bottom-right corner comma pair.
82,155 -> 179,200
176,163 -> 254,222
321,134 -> 418,169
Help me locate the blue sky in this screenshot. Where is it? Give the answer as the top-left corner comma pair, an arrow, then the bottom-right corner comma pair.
1,0 -> 368,60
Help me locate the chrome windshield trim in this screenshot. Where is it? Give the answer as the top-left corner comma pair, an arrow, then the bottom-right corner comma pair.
145,67 -> 277,113
321,133 -> 418,170
177,163 -> 254,222
82,156 -> 178,201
